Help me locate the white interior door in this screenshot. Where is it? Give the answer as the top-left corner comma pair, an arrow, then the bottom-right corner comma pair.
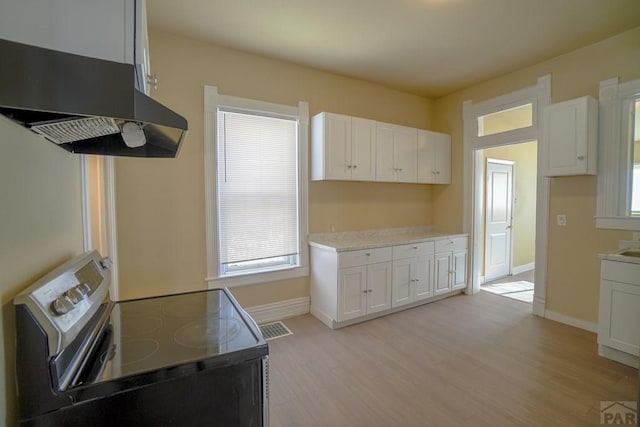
484,159 -> 513,282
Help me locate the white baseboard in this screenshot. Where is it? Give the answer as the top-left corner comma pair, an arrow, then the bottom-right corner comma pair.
532,297 -> 545,317
245,296 -> 310,325
512,262 -> 535,276
544,309 -> 597,333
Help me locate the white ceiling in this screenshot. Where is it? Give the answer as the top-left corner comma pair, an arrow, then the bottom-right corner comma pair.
148,0 -> 640,98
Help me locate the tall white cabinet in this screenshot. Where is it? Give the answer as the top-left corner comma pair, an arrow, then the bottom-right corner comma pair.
311,112 -> 376,181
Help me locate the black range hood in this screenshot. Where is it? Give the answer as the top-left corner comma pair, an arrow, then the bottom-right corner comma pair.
0,39 -> 188,158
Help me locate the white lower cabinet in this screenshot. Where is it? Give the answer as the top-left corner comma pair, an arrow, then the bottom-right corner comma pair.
597,259 -> 640,368
310,235 -> 466,328
434,237 -> 468,296
339,261 -> 392,321
392,242 -> 434,308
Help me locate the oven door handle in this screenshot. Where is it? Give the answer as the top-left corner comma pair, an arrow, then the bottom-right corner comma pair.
59,301 -> 114,391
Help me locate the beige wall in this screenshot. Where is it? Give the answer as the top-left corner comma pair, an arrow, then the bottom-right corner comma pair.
0,119 -> 84,427
115,29 -> 434,303
484,142 -> 537,270
433,26 -> 640,323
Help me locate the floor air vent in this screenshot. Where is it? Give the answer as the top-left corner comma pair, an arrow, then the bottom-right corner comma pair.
259,321 -> 293,341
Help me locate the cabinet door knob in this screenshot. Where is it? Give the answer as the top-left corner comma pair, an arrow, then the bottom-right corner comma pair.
365,253 -> 371,256
368,289 -> 373,293
413,246 -> 418,250
577,156 -> 585,160
353,164 -> 358,169
363,290 -> 368,294
347,165 -> 353,169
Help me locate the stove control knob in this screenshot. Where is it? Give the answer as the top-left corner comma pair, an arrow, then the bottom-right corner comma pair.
65,287 -> 85,304
51,296 -> 75,316
78,283 -> 92,296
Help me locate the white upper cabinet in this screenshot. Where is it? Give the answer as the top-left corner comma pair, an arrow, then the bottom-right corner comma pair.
543,96 -> 598,176
0,0 -> 152,95
312,112 -> 451,184
417,130 -> 451,184
311,112 -> 376,181
376,122 -> 418,183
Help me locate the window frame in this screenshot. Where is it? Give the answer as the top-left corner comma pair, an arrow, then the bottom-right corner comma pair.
596,77 -> 640,230
204,86 -> 309,288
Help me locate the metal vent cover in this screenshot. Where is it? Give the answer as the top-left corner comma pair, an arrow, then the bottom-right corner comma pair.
31,117 -> 120,144
259,321 -> 292,341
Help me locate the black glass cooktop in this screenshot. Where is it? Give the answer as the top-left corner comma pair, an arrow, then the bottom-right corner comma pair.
92,288 -> 266,384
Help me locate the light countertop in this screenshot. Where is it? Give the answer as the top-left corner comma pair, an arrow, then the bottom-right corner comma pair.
598,247 -> 640,265
308,226 -> 468,252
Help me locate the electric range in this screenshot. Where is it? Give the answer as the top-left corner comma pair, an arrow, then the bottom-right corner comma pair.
14,250 -> 269,426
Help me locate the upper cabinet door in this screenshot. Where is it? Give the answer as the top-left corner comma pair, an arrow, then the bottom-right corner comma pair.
350,117 -> 376,181
0,0 -> 136,64
311,112 -> 351,180
543,96 -> 598,176
376,122 -> 417,183
325,113 -> 352,180
311,113 -> 376,181
375,124 -> 397,182
418,130 -> 451,184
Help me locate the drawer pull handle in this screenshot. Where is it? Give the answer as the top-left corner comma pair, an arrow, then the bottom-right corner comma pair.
413,246 -> 418,250
365,253 -> 371,256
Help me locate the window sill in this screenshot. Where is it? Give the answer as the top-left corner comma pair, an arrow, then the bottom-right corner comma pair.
206,264 -> 309,289
596,216 -> 640,231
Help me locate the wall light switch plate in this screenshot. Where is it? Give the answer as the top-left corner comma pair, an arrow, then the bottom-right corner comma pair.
556,214 -> 567,226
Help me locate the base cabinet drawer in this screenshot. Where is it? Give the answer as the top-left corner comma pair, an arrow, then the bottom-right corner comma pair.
339,247 -> 392,268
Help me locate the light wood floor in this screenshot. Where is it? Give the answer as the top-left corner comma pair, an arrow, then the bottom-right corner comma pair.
268,291 -> 638,426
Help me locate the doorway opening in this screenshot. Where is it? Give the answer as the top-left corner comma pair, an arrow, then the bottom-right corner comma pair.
462,74 -> 550,316
479,142 -> 537,304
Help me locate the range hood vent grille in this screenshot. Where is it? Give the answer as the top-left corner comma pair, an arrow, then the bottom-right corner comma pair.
31,117 -> 121,144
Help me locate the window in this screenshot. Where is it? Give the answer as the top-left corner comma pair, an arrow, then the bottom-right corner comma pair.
477,103 -> 533,137
204,86 -> 309,287
217,109 -> 299,274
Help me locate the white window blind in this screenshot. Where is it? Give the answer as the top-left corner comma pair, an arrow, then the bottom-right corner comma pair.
217,108 -> 299,267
